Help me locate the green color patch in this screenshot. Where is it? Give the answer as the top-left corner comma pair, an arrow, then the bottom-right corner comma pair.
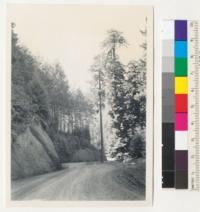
175,58 -> 187,76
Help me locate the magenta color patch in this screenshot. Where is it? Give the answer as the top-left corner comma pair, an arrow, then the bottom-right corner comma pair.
175,113 -> 188,130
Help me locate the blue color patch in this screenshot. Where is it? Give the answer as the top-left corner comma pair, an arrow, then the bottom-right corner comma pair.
175,41 -> 187,58
175,20 -> 187,41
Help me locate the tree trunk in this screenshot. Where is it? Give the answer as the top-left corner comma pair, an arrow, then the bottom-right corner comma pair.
99,70 -> 104,162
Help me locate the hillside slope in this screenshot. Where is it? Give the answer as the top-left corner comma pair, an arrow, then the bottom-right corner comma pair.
11,121 -> 61,180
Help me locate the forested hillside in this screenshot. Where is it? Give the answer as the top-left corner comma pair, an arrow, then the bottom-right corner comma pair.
11,25 -> 100,179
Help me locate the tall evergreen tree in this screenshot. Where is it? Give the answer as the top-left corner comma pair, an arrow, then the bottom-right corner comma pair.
101,28 -> 147,160
102,30 -> 129,161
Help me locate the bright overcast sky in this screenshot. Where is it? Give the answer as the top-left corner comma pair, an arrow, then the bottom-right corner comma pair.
8,4 -> 151,93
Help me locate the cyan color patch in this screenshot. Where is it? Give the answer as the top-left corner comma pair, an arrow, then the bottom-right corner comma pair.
175,41 -> 187,58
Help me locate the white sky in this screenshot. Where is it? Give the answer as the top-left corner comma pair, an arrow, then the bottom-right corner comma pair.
8,4 -> 151,93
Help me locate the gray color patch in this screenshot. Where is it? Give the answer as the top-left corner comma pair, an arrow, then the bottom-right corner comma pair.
162,40 -> 174,57
162,57 -> 174,73
162,105 -> 174,123
162,73 -> 174,89
162,89 -> 174,105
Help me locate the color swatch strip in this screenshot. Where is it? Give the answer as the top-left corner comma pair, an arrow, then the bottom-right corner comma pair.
174,20 -> 188,189
162,20 -> 188,189
162,20 -> 175,188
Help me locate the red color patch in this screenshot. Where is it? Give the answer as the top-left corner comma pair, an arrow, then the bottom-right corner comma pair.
175,94 -> 188,112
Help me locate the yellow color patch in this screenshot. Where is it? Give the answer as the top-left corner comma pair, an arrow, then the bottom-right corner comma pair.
175,77 -> 188,94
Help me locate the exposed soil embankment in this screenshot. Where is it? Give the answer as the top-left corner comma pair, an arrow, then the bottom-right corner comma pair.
11,121 -> 61,180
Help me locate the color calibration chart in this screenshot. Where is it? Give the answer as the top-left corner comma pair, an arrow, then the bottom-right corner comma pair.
162,20 -> 200,190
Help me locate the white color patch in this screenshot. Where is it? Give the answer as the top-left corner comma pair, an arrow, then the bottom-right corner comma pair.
162,20 -> 174,39
175,131 -> 188,150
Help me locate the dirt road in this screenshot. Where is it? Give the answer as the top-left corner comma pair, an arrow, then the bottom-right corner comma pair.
11,161 -> 145,201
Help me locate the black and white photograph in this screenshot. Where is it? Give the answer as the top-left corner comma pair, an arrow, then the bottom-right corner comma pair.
7,4 -> 153,206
